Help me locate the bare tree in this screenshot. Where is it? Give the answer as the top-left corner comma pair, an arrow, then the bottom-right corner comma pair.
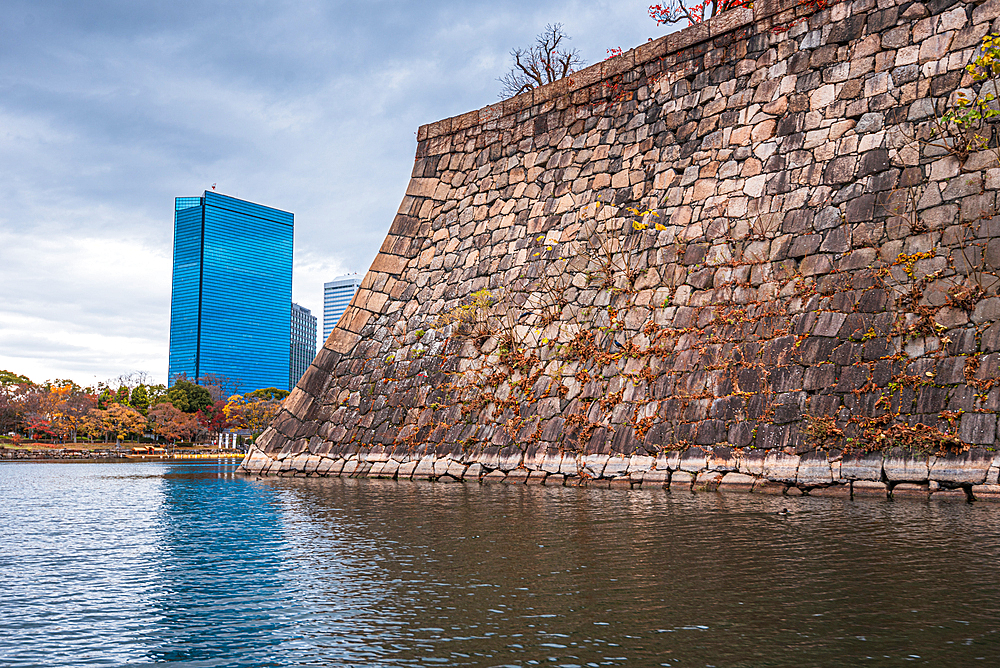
498,24 -> 584,99
197,373 -> 243,401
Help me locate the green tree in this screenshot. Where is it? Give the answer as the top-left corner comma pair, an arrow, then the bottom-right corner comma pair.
97,388 -> 114,409
0,370 -> 33,386
130,385 -> 150,415
245,387 -> 290,401
167,379 -> 213,414
166,385 -> 189,412
147,383 -> 168,407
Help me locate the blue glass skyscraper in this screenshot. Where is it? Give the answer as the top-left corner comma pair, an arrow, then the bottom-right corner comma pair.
168,191 -> 294,393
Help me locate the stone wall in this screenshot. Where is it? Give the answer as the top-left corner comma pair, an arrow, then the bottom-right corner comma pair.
242,0 -> 1000,499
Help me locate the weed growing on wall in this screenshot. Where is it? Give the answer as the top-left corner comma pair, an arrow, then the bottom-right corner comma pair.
932,34 -> 1000,162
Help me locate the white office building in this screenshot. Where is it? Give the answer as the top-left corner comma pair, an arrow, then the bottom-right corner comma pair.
323,275 -> 362,342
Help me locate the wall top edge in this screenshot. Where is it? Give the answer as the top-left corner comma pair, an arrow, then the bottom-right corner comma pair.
417,0 -> 802,142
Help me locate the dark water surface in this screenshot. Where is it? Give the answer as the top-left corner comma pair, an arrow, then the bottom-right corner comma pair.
2,461 -> 1000,666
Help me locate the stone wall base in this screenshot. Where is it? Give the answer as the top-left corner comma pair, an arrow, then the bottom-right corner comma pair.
239,445 -> 1000,503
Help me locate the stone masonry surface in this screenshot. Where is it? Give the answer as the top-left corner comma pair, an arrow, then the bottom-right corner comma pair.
243,0 -> 1000,500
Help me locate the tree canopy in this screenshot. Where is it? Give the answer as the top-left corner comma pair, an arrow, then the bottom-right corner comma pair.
149,402 -> 201,443
130,385 -> 150,415
245,387 -> 290,401
0,370 -> 33,386
0,370 -> 231,444
166,379 -> 213,413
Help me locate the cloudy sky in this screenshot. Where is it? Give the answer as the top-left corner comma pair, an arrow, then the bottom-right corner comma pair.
0,0 -> 669,387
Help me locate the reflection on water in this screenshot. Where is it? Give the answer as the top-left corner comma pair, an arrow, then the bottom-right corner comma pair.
144,462 -> 292,666
2,462 -> 1000,666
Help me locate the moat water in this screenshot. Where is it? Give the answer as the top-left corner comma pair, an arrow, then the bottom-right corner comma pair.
2,461 -> 1000,666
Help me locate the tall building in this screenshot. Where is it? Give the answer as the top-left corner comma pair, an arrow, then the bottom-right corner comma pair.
323,275 -> 362,342
289,303 -> 317,389
168,191 -> 294,393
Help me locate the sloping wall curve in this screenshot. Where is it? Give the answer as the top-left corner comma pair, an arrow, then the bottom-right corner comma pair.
242,0 -> 1000,493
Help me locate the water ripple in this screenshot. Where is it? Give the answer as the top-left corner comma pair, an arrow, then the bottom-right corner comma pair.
2,463 -> 1000,666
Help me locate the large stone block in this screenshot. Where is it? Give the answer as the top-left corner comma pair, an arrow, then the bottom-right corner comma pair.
445,461 -> 468,480
752,479 -> 787,495
350,462 -> 372,477
482,470 -> 507,483
972,484 -> 1000,501
526,470 -> 547,485
642,470 -> 670,485
928,449 -> 992,485
808,484 -> 851,498
339,458 -> 362,476
891,482 -> 930,500
540,452 -> 564,474
883,452 -> 929,482
240,449 -> 269,473
763,451 -> 800,483
505,470 -> 530,484
669,470 -> 695,491
930,487 -> 968,502
680,447 -> 709,472
694,470 -> 724,491
433,458 -> 453,477
397,460 -> 418,479
496,449 -> 524,471
288,453 -> 309,472
718,472 -> 756,491
603,455 -> 631,478
559,456 -> 581,476
581,454 -> 608,479
852,480 -> 888,498
841,453 -> 884,481
797,453 -> 833,485
367,461 -> 389,478
707,446 -> 738,471
960,413 -> 997,444
627,455 -> 655,474
739,450 -> 766,476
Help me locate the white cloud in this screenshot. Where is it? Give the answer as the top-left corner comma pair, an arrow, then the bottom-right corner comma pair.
0,0 -> 668,386
0,230 -> 170,383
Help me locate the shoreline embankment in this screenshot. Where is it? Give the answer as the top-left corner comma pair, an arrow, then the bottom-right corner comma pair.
239,445 -> 1000,502
0,446 -> 244,462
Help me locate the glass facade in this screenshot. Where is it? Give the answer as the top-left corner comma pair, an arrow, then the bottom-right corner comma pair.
289,303 -> 317,389
168,191 -> 294,393
323,275 -> 361,343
